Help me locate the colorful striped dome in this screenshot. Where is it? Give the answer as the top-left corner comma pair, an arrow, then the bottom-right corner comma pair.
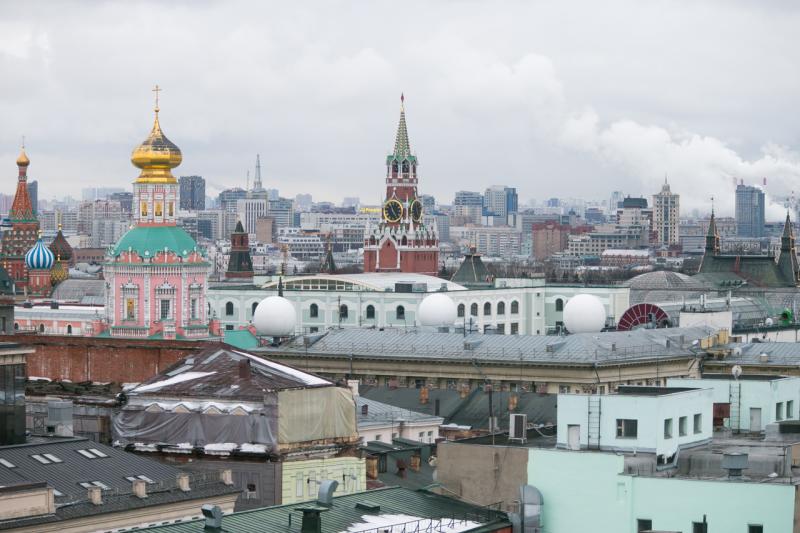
25,237 -> 55,270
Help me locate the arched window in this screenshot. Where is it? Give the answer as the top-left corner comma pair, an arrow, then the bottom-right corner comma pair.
38,324 -> 45,333
483,302 -> 491,316
13,323 -> 18,330
457,304 -> 465,318
497,302 -> 505,315
397,305 -> 405,320
225,302 -> 234,316
555,298 -> 564,312
470,303 -> 478,316
251,302 -> 258,316
66,325 -> 73,335
511,300 -> 519,314
310,303 -> 319,318
366,305 -> 375,319
339,304 -> 348,319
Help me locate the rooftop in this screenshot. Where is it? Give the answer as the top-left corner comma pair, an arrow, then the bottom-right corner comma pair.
266,326 -> 719,367
0,436 -> 237,530
128,345 -> 331,400
137,486 -> 510,533
256,272 -> 466,292
355,396 -> 444,429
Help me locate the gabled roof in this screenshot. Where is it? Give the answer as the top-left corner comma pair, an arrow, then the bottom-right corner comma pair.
0,436 -> 237,530
128,345 -> 331,400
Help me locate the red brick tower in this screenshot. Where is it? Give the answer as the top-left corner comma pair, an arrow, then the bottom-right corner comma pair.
1,147 -> 40,290
363,95 -> 439,275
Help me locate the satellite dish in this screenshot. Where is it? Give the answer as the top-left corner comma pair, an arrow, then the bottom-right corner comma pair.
731,365 -> 743,380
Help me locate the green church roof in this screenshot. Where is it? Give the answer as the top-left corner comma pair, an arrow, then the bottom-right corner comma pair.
110,225 -> 201,259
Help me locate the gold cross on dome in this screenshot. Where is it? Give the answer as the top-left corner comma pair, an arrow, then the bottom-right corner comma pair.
152,84 -> 162,112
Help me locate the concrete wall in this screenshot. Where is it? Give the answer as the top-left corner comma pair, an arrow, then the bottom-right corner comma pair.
528,448 -> 797,533
668,377 -> 800,431
358,421 -> 440,444
556,389 -> 713,457
436,441 -> 529,512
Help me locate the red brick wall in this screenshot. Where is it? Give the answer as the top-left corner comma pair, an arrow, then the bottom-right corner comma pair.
8,334 -> 214,383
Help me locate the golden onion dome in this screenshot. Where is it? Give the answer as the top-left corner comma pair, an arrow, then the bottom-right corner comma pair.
131,110 -> 182,183
16,148 -> 30,167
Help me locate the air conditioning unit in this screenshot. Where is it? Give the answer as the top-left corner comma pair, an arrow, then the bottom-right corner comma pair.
509,413 -> 527,443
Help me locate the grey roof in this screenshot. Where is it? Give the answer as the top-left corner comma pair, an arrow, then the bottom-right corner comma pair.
268,326 -> 717,367
50,279 -> 105,302
355,396 -> 444,429
720,342 -> 800,367
625,270 -> 707,304
359,387 -> 556,430
0,436 -> 237,529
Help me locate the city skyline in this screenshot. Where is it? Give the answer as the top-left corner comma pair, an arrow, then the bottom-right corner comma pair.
1,2 -> 799,216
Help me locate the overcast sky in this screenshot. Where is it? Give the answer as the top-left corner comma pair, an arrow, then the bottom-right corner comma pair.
1,1 -> 799,217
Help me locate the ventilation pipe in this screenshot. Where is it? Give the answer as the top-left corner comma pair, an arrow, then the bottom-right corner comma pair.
201,504 -> 223,531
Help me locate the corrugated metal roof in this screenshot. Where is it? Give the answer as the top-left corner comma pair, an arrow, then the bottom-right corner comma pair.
269,326 -> 716,367
355,396 -> 444,429
723,342 -> 800,366
138,486 -> 510,532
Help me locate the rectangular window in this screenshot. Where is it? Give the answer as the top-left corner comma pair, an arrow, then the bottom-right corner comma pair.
126,298 -> 136,320
664,418 -> 673,439
679,416 -> 688,437
693,413 -> 702,434
748,525 -> 763,533
418,432 -> 424,440
510,322 -> 519,334
31,454 -> 51,464
375,434 -> 382,442
616,419 -> 638,438
0,458 -> 15,468
160,299 -> 170,320
191,298 -> 198,319
788,400 -> 795,419
777,402 -> 784,421
636,519 -> 653,532
295,475 -> 304,498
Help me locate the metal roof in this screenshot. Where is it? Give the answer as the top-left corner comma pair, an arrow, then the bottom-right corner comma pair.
721,342 -> 800,366
129,346 -> 332,400
268,326 -> 717,367
0,436 -> 237,529
137,486 -> 510,532
355,396 -> 444,429
261,272 -> 466,292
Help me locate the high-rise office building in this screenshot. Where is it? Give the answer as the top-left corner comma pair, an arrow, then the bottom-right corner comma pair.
179,175 -> 205,211
735,184 -> 765,238
483,186 -> 518,220
653,180 -> 680,245
27,180 -> 38,215
218,188 -> 248,213
454,191 -> 483,225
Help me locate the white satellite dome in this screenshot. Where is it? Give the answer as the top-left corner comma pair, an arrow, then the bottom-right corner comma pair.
253,296 -> 297,336
418,293 -> 458,327
563,294 -> 607,334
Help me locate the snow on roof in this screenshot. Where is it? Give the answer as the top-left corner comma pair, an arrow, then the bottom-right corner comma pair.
132,372 -> 215,393
232,349 -> 330,386
346,514 -> 480,532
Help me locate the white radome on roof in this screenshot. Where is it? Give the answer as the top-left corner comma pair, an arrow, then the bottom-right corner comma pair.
418,293 -> 457,327
563,294 -> 607,334
253,296 -> 297,336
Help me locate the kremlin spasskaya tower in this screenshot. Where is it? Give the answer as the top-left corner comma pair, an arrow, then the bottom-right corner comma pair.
363,95 -> 439,275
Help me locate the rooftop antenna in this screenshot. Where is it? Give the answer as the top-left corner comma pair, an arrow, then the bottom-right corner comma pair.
254,154 -> 263,190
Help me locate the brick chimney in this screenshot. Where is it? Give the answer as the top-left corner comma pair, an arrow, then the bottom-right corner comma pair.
365,456 -> 378,480
177,473 -> 190,492
410,454 -> 421,472
419,387 -> 429,405
132,479 -> 147,499
508,393 -> 519,412
88,486 -> 102,505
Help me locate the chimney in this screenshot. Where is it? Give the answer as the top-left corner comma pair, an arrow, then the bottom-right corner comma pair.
508,394 -> 519,412
434,398 -> 441,416
361,404 -> 368,417
238,359 -> 251,379
410,454 -> 421,472
88,486 -> 102,505
396,458 -> 407,478
201,504 -> 223,532
221,469 -> 234,486
459,385 -> 469,399
365,456 -> 378,480
132,479 -> 147,499
299,507 -> 327,533
177,473 -> 190,492
347,379 -> 359,397
419,387 -> 429,405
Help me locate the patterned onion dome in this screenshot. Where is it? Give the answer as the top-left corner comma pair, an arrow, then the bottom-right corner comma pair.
50,258 -> 68,286
25,236 -> 55,270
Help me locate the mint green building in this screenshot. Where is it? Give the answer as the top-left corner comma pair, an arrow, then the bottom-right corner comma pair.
528,449 -> 796,533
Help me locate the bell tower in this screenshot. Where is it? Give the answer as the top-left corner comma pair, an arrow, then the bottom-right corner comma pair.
363,95 -> 439,275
